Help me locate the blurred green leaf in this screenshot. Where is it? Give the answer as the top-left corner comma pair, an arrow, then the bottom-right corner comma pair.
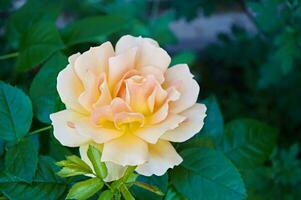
29,52 -> 67,123
4,138 -> 38,183
66,177 -> 104,200
248,0 -> 281,33
199,96 -> 224,145
171,51 -> 197,66
62,15 -> 131,46
219,119 -> 278,170
0,156 -> 66,200
0,82 -> 32,141
6,0 -> 62,48
165,186 -> 187,200
149,11 -> 176,45
16,22 -> 65,71
48,134 -> 72,161
271,143 -> 301,185
0,140 -> 4,156
87,145 -> 107,179
178,136 -> 215,152
171,147 -> 246,200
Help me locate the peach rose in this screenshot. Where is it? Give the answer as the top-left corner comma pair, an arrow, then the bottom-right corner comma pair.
50,35 -> 206,181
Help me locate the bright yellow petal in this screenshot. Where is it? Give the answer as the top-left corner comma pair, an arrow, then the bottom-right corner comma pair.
75,117 -> 124,143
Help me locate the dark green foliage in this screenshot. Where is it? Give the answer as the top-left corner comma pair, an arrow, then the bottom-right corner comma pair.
29,52 -> 67,123
131,174 -> 168,200
0,82 -> 32,141
171,148 -> 247,200
0,156 -> 66,200
219,119 -> 278,170
4,138 -> 38,182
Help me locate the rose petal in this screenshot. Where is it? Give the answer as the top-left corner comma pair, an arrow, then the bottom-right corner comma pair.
125,75 -> 157,114
57,59 -> 87,114
50,110 -> 90,147
115,35 -> 170,72
148,87 -> 179,124
161,103 -> 207,142
114,112 -> 144,130
101,134 -> 148,166
139,66 -> 165,84
93,74 -> 112,108
75,42 -> 114,76
135,114 -> 186,144
164,64 -> 200,113
74,43 -> 114,111
136,140 -> 182,176
108,47 -> 137,88
79,144 -> 126,182
115,35 -> 159,55
136,41 -> 171,72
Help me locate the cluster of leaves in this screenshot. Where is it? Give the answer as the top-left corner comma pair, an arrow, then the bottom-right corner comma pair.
56,145 -> 165,200
244,143 -> 301,200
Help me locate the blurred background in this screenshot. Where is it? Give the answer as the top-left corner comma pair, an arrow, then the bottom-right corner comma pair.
0,0 -> 301,199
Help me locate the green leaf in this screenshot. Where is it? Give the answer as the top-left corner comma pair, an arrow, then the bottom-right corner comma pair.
56,155 -> 92,178
87,145 -> 107,179
165,186 -> 187,200
0,140 -> 4,156
171,51 -> 197,66
66,177 -> 104,200
0,156 -> 66,200
148,11 -> 176,45
4,138 -> 38,182
219,119 -> 278,170
178,136 -> 215,151
98,190 -> 113,200
6,0 -> 61,48
199,96 -> 224,144
120,184 -> 135,200
16,22 -> 65,71
0,82 -> 33,141
247,1 -> 281,33
131,174 -> 168,200
48,134 -> 72,161
30,52 -> 67,123
62,15 -> 131,46
66,156 -> 92,172
171,148 -> 246,200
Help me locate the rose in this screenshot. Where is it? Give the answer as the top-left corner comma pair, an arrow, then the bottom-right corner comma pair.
50,35 -> 206,181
